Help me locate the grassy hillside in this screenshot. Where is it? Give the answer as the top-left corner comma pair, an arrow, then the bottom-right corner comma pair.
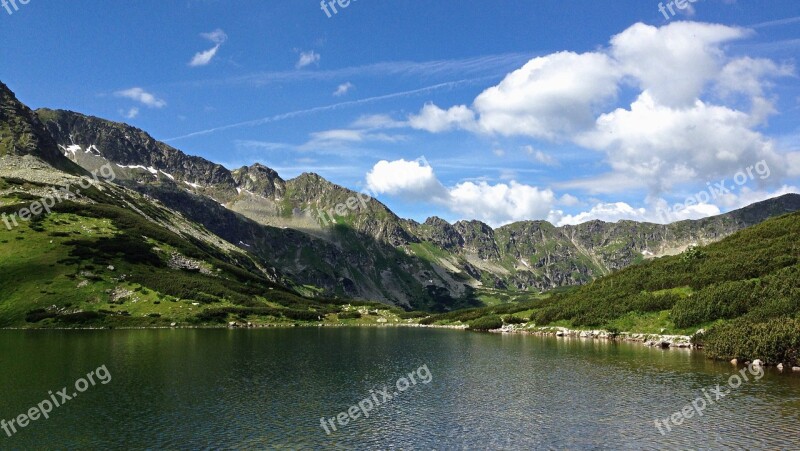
0,176 -> 393,328
419,211 -> 800,365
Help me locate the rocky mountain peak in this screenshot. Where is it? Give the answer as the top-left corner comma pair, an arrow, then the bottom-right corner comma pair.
286,172 -> 338,200
36,109 -> 237,191
232,163 -> 286,198
0,83 -> 77,172
453,220 -> 500,260
423,216 -> 451,227
420,216 -> 464,250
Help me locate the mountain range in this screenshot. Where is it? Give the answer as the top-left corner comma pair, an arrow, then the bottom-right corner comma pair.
3,80 -> 800,312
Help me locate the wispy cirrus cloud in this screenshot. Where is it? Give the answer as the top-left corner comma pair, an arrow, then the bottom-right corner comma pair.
163,76 -> 497,142
173,52 -> 535,88
114,87 -> 166,108
305,129 -> 406,148
189,28 -> 228,67
749,15 -> 800,29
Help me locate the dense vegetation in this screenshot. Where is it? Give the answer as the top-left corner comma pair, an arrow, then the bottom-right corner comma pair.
422,212 -> 800,365
529,212 -> 798,331
701,318 -> 800,365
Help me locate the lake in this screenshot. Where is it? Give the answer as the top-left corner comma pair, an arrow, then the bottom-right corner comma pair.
1,328 -> 799,449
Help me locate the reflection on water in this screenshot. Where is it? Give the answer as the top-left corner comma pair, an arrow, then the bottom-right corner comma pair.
1,328 -> 799,449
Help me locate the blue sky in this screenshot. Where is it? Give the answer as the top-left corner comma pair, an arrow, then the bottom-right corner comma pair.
1,0 -> 799,226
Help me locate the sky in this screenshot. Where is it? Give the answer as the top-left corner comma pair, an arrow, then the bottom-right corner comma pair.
1,0 -> 799,227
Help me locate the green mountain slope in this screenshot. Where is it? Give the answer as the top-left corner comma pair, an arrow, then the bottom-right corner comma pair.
422,211 -> 800,364
0,172 -> 388,328
0,82 -> 389,327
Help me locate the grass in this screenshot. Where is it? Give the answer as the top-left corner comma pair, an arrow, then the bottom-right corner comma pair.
0,178 -> 391,328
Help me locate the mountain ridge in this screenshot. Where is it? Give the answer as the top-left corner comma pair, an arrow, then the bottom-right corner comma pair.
34,104 -> 800,303
0,79 -> 791,307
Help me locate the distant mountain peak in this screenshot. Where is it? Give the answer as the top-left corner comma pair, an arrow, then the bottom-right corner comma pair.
232,163 -> 285,198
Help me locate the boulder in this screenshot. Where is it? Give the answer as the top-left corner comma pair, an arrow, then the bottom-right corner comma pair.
752,359 -> 764,367
730,359 -> 738,365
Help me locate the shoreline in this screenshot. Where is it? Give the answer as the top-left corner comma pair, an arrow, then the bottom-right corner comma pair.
1,322 -> 693,349
488,324 -> 696,349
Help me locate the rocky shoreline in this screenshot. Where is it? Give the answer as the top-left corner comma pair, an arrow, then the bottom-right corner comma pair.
490,324 -> 696,349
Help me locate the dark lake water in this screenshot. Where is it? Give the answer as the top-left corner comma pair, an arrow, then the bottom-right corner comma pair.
1,327 -> 799,449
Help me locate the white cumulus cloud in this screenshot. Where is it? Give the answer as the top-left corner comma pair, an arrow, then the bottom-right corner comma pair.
366,159 -> 559,226
408,104 -> 476,133
333,82 -> 354,96
448,181 -> 557,226
366,159 -> 447,199
405,21 -> 795,196
296,51 -> 321,69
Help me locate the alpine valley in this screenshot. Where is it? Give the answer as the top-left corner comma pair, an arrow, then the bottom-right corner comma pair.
1,80 -> 799,345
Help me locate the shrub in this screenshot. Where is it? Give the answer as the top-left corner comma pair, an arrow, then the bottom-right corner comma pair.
338,311 -> 362,320
703,318 -> 800,365
503,315 -> 527,325
398,311 -> 428,319
468,315 -> 503,331
55,311 -> 103,324
284,309 -> 322,321
25,309 -> 57,323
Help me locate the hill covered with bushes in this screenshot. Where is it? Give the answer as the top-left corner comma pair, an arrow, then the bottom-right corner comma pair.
420,211 -> 800,365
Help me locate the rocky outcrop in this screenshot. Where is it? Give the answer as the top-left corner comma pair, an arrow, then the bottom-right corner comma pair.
453,220 -> 500,260
0,83 -> 80,173
232,163 -> 285,198
419,216 -> 465,250
38,108 -> 237,192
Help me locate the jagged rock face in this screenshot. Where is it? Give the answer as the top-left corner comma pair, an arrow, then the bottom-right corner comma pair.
453,220 -> 501,260
232,164 -> 285,198
0,83 -> 76,172
38,109 -> 236,190
420,217 -> 464,250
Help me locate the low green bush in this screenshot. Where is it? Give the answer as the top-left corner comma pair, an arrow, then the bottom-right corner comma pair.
338,311 -> 362,320
702,318 -> 800,365
468,315 -> 503,331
